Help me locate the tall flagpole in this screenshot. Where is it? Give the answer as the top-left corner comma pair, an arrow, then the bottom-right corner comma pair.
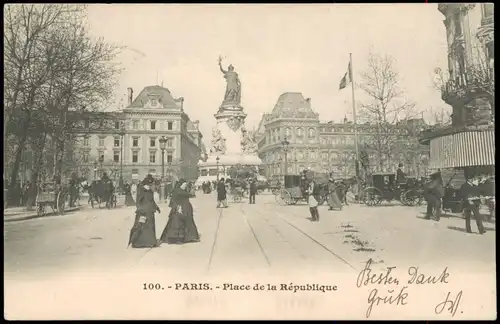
349,53 -> 360,177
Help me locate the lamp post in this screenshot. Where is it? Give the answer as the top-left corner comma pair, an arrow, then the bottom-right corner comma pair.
119,128 -> 125,192
93,161 -> 98,180
159,136 -> 168,202
281,137 -> 290,180
159,136 -> 167,180
98,155 -> 104,178
216,156 -> 220,181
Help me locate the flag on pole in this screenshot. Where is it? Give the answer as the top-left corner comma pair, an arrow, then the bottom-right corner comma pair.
338,62 -> 352,90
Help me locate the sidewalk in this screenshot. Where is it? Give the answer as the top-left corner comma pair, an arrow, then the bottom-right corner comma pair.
3,195 -> 127,222
4,206 -> 83,222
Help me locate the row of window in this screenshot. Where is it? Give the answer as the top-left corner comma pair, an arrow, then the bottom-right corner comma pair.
84,136 -> 174,148
265,151 -> 429,163
81,151 -> 174,164
85,120 -> 174,131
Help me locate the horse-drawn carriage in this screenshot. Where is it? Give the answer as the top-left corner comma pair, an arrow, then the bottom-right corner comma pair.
228,178 -> 248,203
35,182 -> 67,217
86,179 -> 117,209
268,178 -> 282,195
275,173 -> 329,206
361,173 -> 424,206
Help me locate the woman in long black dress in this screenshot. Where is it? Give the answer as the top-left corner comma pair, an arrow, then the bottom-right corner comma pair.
128,175 -> 161,248
124,182 -> 135,206
160,179 -> 200,244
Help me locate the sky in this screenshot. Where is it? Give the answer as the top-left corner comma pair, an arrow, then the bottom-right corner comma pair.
86,4 -> 450,146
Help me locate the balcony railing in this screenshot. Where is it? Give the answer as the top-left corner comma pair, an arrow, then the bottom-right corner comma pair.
441,66 -> 494,106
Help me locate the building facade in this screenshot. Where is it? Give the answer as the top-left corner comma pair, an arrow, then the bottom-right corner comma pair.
420,4 -> 494,171
70,85 -> 204,183
256,92 -> 430,180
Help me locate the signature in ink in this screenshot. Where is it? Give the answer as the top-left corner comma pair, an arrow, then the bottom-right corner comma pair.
435,291 -> 463,317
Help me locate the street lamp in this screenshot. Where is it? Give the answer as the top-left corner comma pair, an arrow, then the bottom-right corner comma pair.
216,156 -> 220,181
281,137 -> 290,178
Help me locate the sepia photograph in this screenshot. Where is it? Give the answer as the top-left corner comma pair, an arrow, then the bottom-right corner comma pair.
3,3 -> 495,320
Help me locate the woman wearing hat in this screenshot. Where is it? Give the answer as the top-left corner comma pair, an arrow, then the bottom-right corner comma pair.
160,179 -> 200,244
327,178 -> 342,211
128,174 -> 161,248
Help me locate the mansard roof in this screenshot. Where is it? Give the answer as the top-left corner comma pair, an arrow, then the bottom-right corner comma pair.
128,85 -> 182,109
270,92 -> 318,119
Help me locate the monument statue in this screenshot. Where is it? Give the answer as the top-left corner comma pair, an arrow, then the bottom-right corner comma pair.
210,127 -> 227,154
218,55 -> 242,106
240,127 -> 258,154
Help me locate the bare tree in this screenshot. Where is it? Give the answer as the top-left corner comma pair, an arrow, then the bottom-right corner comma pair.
358,51 -> 417,171
3,4 -> 80,196
3,4 -> 121,205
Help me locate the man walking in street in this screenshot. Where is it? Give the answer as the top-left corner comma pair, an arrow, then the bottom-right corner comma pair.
424,170 -> 444,221
459,175 -> 486,235
306,179 -> 321,222
216,178 -> 228,208
396,163 -> 407,186
249,178 -> 257,204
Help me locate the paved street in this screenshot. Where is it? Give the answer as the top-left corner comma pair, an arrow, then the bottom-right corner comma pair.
5,192 -> 496,319
5,191 -> 495,276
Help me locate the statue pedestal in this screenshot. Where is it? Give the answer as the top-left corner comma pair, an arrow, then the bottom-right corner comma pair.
214,109 -> 247,155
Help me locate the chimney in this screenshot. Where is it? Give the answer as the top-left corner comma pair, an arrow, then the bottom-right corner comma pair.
127,88 -> 133,105
179,97 -> 185,111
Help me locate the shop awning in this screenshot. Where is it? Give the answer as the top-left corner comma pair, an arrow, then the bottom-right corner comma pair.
429,130 -> 495,169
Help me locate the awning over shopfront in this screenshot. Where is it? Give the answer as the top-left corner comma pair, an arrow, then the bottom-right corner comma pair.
429,130 -> 495,169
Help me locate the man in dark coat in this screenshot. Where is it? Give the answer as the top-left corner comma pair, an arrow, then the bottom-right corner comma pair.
216,178 -> 228,208
68,173 -> 79,207
424,170 -> 444,221
396,163 -> 407,185
249,178 -> 257,204
459,175 -> 485,234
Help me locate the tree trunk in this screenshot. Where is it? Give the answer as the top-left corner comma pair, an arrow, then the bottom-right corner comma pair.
7,111 -> 32,206
54,137 -> 65,184
26,133 -> 47,210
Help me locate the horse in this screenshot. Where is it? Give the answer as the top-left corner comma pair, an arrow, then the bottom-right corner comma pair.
334,177 -> 360,205
87,180 -> 115,208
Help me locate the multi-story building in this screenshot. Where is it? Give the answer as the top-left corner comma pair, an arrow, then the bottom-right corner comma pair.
256,92 -> 430,179
420,4 -> 494,172
70,85 -> 204,183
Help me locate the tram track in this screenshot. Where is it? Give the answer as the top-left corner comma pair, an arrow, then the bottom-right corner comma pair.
240,203 -> 272,267
274,214 -> 357,271
206,198 -> 271,273
206,206 -> 224,273
233,197 -> 357,273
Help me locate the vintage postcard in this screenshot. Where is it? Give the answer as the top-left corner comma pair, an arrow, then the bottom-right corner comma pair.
3,3 -> 496,320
